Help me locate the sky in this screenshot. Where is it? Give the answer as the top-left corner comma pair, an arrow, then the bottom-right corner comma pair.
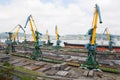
0,0 -> 120,35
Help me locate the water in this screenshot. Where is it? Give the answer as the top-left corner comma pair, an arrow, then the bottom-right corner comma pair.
1,39 -> 120,46
51,39 -> 120,47
51,40 -> 89,46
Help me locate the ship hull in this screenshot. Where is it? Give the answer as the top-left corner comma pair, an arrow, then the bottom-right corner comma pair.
64,42 -> 120,52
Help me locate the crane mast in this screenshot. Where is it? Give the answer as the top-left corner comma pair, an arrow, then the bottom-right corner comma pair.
55,25 -> 61,46
46,30 -> 51,46
91,4 -> 102,45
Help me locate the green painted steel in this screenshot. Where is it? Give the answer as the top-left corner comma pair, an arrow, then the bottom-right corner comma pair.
30,31 -> 42,60
81,45 -> 99,69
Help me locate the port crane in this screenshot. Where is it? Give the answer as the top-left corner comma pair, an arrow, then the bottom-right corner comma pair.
11,24 -> 26,44
46,30 -> 51,46
55,25 -> 61,47
24,15 -> 42,60
5,24 -> 26,52
81,4 -> 102,69
5,32 -> 13,53
103,27 -> 114,51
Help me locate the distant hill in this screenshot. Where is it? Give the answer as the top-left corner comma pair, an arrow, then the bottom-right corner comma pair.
0,32 -> 120,41
0,32 -> 31,39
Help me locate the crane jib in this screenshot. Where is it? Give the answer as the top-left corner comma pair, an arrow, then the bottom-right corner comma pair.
96,4 -> 102,23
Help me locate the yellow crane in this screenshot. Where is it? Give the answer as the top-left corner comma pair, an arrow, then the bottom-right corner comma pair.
5,24 -> 26,52
55,25 -> 61,46
82,4 -> 102,69
46,30 -> 51,46
103,27 -> 114,50
56,25 -> 59,41
24,15 -> 38,42
46,30 -> 49,40
11,24 -> 26,43
24,15 -> 42,60
91,5 -> 102,45
103,27 -> 110,42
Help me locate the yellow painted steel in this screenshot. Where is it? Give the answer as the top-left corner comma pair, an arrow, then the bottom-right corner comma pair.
11,26 -> 20,42
11,24 -> 26,42
91,8 -> 99,45
46,30 -> 49,40
29,17 -> 36,42
30,16 -> 38,31
105,28 -> 110,42
67,62 -> 80,67
55,25 -> 59,41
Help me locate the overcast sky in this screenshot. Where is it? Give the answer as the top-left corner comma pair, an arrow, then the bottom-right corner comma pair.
0,0 -> 120,35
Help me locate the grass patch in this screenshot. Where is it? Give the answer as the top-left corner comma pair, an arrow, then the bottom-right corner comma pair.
68,49 -> 88,53
14,66 -> 46,76
1,65 -> 46,80
11,72 -> 36,80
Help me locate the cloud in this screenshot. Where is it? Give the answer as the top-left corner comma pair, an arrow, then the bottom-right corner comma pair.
0,0 -> 120,35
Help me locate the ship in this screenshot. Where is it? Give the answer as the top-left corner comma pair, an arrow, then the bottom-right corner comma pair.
64,42 -> 120,52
